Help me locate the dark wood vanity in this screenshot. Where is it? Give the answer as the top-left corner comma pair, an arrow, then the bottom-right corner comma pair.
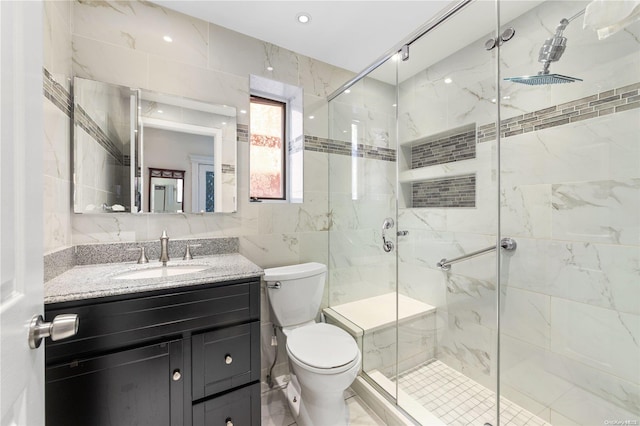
44,276 -> 261,426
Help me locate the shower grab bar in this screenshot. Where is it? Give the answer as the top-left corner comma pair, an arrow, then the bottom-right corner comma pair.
437,237 -> 517,271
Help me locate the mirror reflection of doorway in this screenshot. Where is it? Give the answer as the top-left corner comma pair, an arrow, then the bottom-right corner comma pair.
190,155 -> 217,213
199,165 -> 215,212
153,185 -> 167,213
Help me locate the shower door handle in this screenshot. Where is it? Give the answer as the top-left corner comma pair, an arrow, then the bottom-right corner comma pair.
382,218 -> 394,252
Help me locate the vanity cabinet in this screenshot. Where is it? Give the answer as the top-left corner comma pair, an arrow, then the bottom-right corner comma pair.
45,277 -> 261,426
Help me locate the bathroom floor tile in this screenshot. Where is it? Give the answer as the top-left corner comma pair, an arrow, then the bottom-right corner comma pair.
261,381 -> 385,426
394,360 -> 551,426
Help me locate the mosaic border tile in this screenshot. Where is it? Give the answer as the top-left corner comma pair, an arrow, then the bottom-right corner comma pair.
75,104 -> 125,165
412,174 -> 476,208
43,68 -> 72,118
412,125 -> 476,168
237,123 -> 249,143
304,135 -> 397,162
221,163 -> 235,173
478,82 -> 640,142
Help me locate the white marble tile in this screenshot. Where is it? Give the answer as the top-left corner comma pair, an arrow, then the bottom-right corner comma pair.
43,0 -> 72,79
500,335 -> 574,408
551,178 -> 640,245
74,0 -> 208,68
147,56 -> 249,118
500,110 -> 640,187
550,385 -> 639,426
72,213 -> 148,244
544,347 -> 640,417
43,98 -> 71,180
501,183 -> 552,239
72,35 -> 148,89
298,55 -> 355,98
304,95 -> 329,139
261,385 -> 295,426
500,287 -> 551,348
550,298 -> 639,382
502,239 -> 640,315
303,150 -> 328,193
239,233 -> 300,269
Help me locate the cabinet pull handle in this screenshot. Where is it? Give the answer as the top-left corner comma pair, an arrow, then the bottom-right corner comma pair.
172,369 -> 181,381
225,354 -> 233,365
225,418 -> 233,426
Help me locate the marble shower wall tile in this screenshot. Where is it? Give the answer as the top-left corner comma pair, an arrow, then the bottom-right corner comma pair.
503,238 -> 640,315
551,178 -> 640,246
550,298 -> 639,382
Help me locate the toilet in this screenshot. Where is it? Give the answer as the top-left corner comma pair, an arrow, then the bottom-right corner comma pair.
264,262 -> 361,426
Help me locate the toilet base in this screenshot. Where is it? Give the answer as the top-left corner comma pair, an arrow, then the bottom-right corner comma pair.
286,373 -> 350,426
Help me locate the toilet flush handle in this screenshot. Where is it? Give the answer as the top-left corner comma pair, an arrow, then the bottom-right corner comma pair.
267,281 -> 281,289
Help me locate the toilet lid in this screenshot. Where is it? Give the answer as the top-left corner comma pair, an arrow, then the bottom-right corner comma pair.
287,323 -> 359,369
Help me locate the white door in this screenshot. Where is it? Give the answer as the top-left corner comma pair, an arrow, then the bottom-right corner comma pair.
1,1 -> 46,425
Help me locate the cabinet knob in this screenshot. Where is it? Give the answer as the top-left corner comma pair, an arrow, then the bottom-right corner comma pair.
225,354 -> 233,365
172,369 -> 181,381
225,418 -> 233,426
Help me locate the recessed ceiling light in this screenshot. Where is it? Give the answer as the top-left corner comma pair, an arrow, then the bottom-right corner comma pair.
444,77 -> 453,84
344,89 -> 351,94
163,35 -> 173,43
266,66 -> 274,71
296,13 -> 311,24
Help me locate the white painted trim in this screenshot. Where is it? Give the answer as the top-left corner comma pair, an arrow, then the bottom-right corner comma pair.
142,117 -> 220,137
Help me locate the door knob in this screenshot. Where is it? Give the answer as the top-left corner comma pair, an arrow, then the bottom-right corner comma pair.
28,314 -> 79,349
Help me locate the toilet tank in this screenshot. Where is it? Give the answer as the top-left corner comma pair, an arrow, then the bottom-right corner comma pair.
263,262 -> 326,328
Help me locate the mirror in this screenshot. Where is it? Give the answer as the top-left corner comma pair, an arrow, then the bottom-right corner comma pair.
73,77 -> 238,214
149,168 -> 185,213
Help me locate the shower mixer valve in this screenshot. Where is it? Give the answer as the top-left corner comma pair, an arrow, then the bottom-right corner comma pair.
382,217 -> 395,252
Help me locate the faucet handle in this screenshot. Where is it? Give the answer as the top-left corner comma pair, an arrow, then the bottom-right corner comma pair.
127,247 -> 149,264
183,244 -> 201,261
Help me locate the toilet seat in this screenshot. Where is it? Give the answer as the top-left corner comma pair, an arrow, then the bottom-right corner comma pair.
286,323 -> 360,374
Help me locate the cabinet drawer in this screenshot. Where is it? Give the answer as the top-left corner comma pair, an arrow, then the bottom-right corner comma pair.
46,279 -> 260,364
192,321 -> 260,400
192,382 -> 260,426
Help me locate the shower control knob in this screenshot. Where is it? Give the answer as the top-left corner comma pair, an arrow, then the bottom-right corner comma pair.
484,38 -> 497,51
501,27 -> 516,42
172,369 -> 181,381
225,355 -> 233,365
226,418 -> 233,426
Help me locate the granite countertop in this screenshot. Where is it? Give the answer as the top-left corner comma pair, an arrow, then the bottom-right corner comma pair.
45,253 -> 263,304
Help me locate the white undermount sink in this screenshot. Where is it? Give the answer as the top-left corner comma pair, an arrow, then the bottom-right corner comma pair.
113,265 -> 209,280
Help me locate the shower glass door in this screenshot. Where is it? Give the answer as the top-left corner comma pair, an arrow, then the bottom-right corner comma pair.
498,1 -> 640,424
326,57 -> 399,401
394,1 -> 502,423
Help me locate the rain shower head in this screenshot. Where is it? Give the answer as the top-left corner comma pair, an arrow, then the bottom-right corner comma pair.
504,74 -> 582,85
505,11 -> 584,85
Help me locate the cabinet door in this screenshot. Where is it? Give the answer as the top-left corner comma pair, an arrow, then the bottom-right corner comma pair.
46,340 -> 184,426
192,383 -> 260,426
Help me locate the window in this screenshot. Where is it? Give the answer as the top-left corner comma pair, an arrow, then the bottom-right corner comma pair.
249,96 -> 286,200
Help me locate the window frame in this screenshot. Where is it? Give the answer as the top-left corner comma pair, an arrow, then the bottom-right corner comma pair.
249,95 -> 288,201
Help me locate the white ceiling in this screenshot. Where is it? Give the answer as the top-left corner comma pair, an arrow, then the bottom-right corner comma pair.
152,1 -> 453,73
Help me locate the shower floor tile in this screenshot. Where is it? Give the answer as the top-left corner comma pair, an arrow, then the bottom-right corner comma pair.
395,360 -> 551,426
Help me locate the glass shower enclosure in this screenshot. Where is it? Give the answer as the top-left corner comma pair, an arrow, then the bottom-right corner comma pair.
327,0 -> 640,425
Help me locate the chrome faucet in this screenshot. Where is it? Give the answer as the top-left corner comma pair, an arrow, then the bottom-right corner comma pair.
159,230 -> 170,266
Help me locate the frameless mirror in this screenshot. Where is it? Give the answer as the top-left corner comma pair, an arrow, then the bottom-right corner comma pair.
73,77 -> 238,214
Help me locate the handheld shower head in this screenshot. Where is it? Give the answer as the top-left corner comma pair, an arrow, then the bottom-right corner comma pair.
506,10 -> 584,85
